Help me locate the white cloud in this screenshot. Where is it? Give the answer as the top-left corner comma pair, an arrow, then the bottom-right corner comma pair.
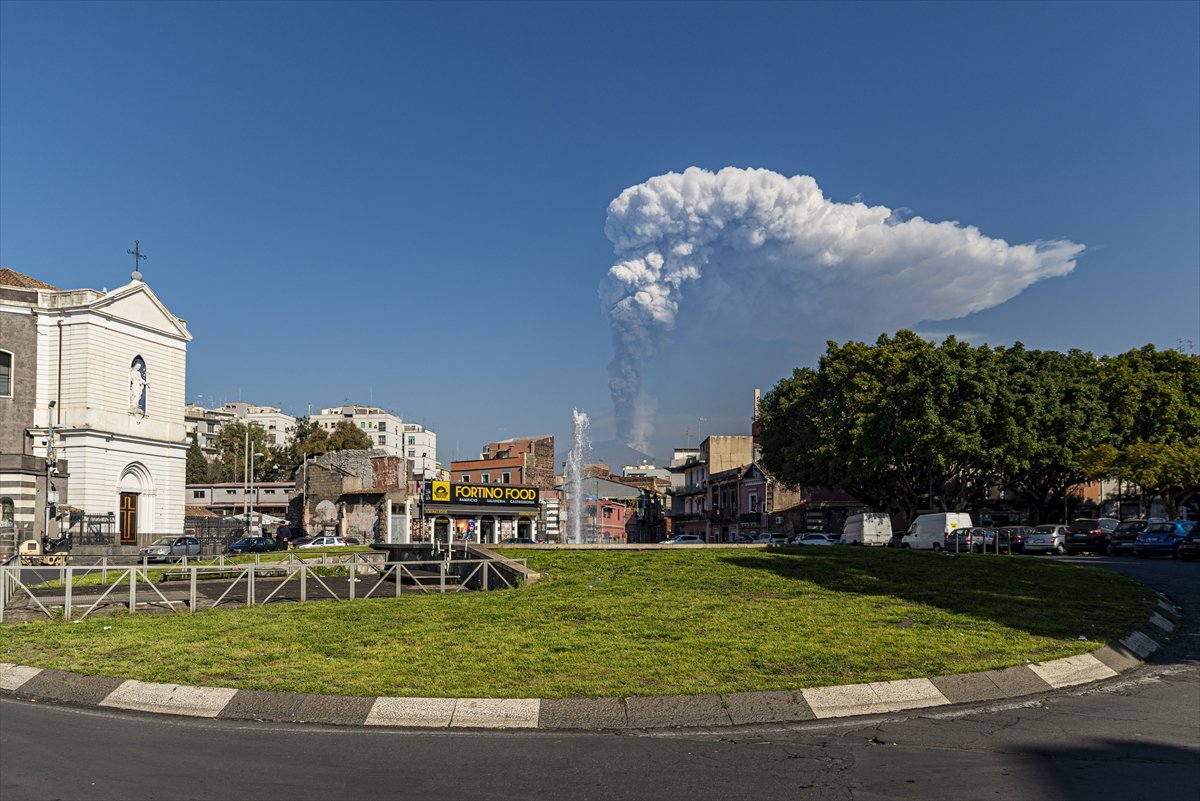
601,166 -> 1084,451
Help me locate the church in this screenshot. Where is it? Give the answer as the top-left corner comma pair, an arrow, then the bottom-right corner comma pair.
0,262 -> 191,555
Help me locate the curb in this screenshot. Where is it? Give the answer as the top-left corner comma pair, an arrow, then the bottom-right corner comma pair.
0,594 -> 1181,731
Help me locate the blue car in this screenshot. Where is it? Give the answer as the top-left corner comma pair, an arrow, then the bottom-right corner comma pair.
1133,520 -> 1196,559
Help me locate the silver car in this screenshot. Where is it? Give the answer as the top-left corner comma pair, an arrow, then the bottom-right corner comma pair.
139,535 -> 202,562
1023,525 -> 1067,556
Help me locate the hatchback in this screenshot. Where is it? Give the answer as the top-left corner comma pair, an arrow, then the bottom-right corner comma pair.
795,533 -> 840,546
226,536 -> 281,555
1133,521 -> 1196,559
1178,529 -> 1200,562
297,535 -> 347,549
139,536 -> 202,562
663,534 -> 706,544
1108,520 -> 1149,556
1024,525 -> 1067,555
1065,518 -> 1119,555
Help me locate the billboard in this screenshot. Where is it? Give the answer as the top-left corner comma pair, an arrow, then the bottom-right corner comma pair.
425,481 -> 540,508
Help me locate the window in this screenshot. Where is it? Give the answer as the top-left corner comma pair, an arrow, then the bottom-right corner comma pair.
378,422 -> 386,432
408,436 -> 416,445
408,449 -> 415,457
502,472 -> 511,484
192,490 -> 205,499
0,497 -> 13,529
481,473 -> 490,484
0,350 -> 12,397
379,435 -> 386,446
749,494 -> 759,512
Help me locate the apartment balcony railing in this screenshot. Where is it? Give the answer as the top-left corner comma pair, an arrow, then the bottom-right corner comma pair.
739,513 -> 764,525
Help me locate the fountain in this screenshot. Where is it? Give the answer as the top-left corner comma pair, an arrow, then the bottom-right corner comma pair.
565,408 -> 592,544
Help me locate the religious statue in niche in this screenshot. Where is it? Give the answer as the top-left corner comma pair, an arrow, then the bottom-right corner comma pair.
129,356 -> 148,415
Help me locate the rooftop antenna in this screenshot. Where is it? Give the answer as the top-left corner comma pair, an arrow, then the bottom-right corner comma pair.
127,240 -> 147,281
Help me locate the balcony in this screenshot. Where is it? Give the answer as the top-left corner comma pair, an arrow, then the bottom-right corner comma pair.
669,513 -> 702,522
739,512 -> 763,525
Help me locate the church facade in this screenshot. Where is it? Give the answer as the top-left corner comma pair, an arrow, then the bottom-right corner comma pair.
0,267 -> 191,550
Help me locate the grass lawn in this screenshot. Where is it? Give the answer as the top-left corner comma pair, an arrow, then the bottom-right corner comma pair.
0,547 -> 1154,699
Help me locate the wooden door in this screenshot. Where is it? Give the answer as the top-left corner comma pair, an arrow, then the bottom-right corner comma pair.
119,492 -> 138,545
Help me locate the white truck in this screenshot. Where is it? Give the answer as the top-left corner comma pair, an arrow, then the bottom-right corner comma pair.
896,513 -> 973,550
843,512 -> 892,546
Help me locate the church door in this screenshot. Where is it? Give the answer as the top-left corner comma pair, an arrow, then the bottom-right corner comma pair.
119,492 -> 138,545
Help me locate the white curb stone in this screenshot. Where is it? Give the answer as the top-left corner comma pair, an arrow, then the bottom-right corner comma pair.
366,697 -> 457,727
1149,613 -> 1175,633
802,683 -> 891,718
1029,654 -> 1118,688
450,698 -> 540,728
870,678 -> 950,711
0,663 -> 42,691
1121,631 -> 1161,659
99,679 -> 237,718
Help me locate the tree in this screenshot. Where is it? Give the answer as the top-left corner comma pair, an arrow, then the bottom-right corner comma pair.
758,331 -> 1007,520
997,348 -> 1110,523
328,420 -> 373,451
1100,345 -> 1200,447
210,421 -> 276,483
186,433 -> 209,485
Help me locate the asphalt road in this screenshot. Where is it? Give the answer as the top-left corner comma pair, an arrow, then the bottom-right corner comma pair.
2,556 -> 1197,801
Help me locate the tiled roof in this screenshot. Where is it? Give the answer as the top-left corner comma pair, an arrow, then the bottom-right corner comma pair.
0,268 -> 59,290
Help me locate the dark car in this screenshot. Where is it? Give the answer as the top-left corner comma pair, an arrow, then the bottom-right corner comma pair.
1178,528 -> 1200,562
1065,518 -> 1119,555
1108,519 -> 1149,556
1133,520 -> 1196,559
226,536 -> 281,555
993,526 -> 1032,554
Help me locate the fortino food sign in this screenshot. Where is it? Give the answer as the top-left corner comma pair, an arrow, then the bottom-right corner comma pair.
425,481 -> 539,508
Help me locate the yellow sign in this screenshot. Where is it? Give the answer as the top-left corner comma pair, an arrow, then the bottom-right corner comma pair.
424,481 -> 540,508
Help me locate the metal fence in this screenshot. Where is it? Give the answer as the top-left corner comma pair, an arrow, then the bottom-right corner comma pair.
0,552 -> 529,623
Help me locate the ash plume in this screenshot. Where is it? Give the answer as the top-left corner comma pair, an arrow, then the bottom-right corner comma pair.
601,166 -> 1084,452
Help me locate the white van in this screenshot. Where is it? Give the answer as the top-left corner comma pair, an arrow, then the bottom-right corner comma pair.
898,513 -> 973,550
843,512 -> 892,546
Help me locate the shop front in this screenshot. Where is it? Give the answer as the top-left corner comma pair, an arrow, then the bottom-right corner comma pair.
421,480 -> 541,544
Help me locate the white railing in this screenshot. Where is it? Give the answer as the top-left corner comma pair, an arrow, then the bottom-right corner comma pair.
0,553 -> 528,623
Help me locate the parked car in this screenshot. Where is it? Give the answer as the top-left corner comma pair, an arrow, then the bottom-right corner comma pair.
139,535 -> 202,562
1065,518 -> 1119,555
990,526 -> 1032,554
226,536 -> 281,555
945,527 -> 985,552
1177,528 -> 1200,562
297,535 -> 347,549
1133,520 -> 1196,559
766,533 -> 792,545
1024,524 -> 1068,555
662,534 -> 706,544
739,532 -> 771,544
794,533 -> 840,546
1108,519 -> 1149,556
842,512 -> 892,546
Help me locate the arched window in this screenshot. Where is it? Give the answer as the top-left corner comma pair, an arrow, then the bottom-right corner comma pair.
0,497 -> 14,529
129,356 -> 148,414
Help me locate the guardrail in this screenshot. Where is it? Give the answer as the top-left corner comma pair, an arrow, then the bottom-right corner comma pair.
0,552 -> 528,623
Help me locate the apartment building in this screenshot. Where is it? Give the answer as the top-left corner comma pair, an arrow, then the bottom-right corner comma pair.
452,435 -> 554,490
220,402 -> 296,448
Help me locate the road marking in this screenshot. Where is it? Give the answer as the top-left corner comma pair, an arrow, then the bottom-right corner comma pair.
0,663 -> 42,691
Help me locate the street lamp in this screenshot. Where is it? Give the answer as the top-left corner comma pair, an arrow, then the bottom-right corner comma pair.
249,450 -> 265,535
43,400 -> 57,543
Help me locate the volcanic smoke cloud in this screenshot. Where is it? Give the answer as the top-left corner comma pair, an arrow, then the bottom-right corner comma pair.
601,166 -> 1084,453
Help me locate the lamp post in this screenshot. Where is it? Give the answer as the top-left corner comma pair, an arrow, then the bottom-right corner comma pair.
249,449 -> 265,535
43,400 -> 57,543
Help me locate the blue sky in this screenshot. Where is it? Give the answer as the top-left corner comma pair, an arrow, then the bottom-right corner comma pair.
2,1 -> 1197,468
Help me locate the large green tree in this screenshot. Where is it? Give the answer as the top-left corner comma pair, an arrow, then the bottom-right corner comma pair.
758,331 -> 1006,519
996,347 -> 1110,523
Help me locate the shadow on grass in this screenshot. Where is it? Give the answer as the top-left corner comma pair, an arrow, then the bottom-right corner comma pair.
718,547 -> 1155,641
